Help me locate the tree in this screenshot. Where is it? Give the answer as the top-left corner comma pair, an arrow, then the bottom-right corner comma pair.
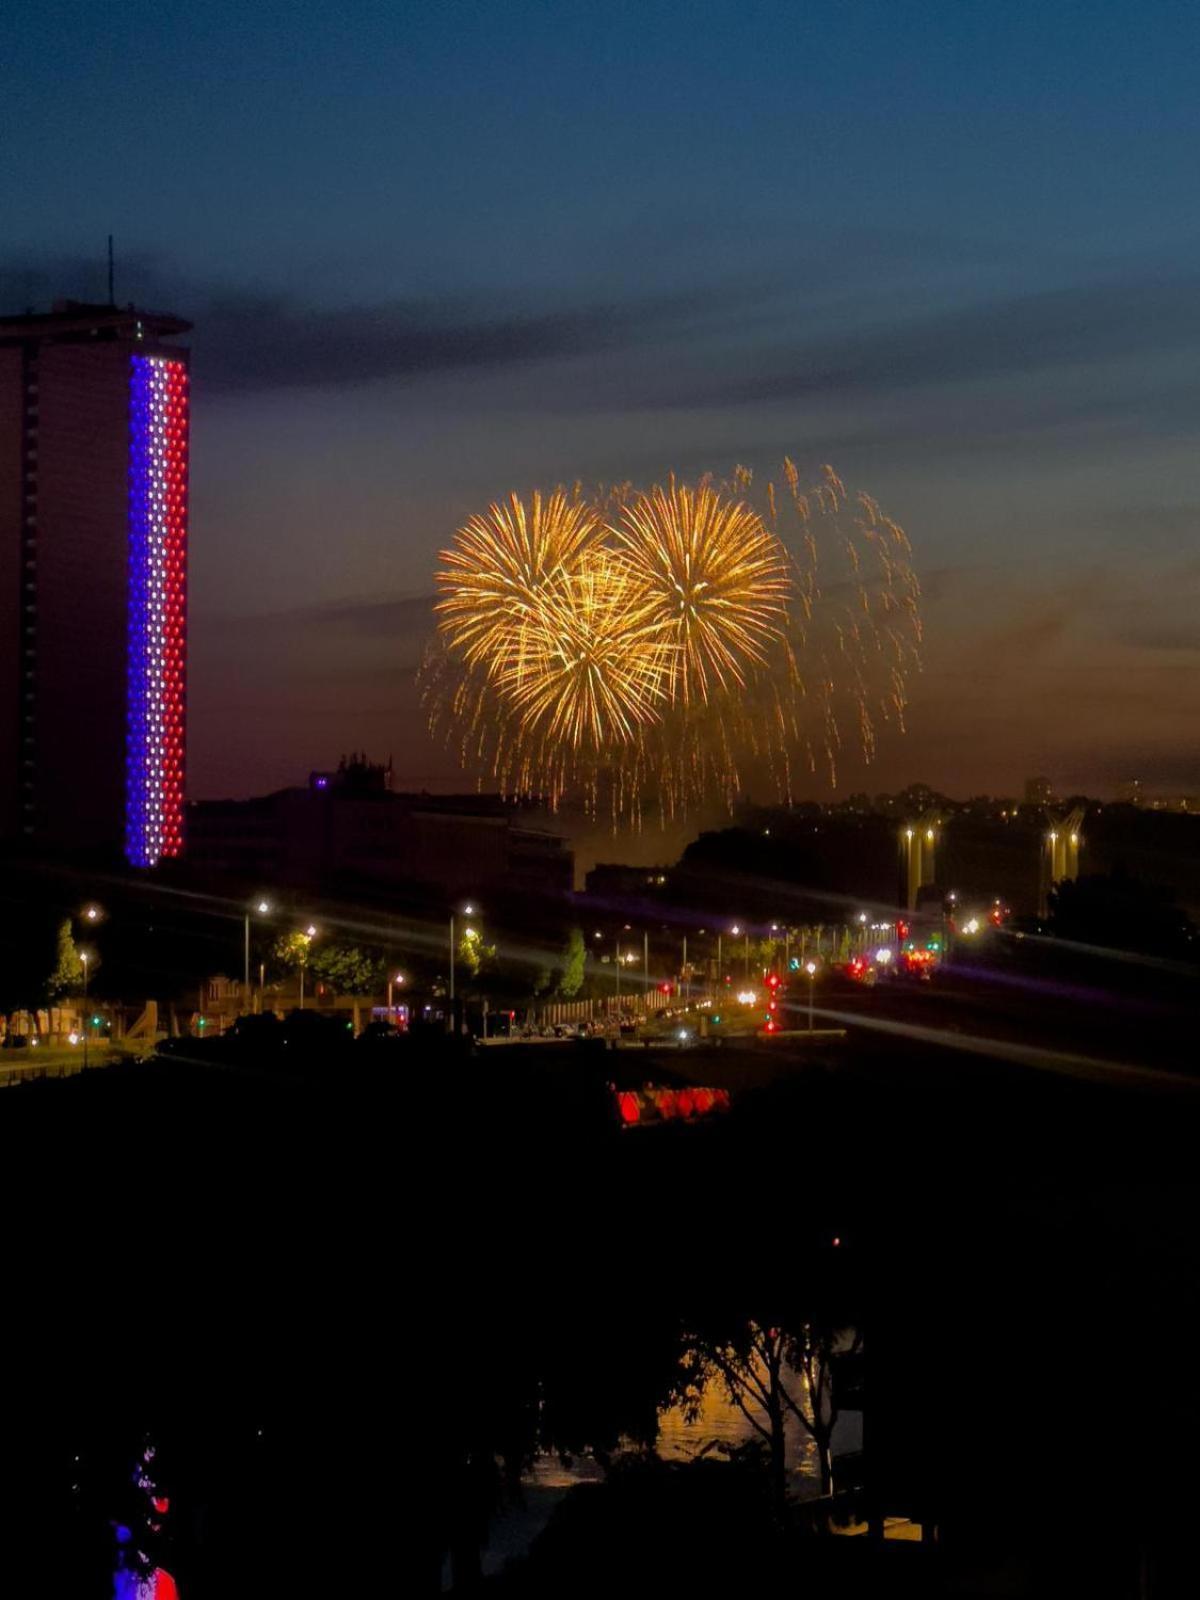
682,1317 -> 859,1516
271,931 -> 314,982
557,927 -> 586,999
456,925 -> 495,984
310,941 -> 387,1031
1050,872 -> 1196,960
46,919 -> 84,1002
310,942 -> 385,996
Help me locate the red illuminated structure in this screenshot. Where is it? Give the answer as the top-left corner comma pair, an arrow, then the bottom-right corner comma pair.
0,301 -> 191,859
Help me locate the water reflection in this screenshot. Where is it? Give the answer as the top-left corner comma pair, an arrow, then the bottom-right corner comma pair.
526,1367 -> 860,1496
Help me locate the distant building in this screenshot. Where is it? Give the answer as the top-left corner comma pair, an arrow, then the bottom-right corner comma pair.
0,300 -> 191,864
584,863 -> 672,899
1024,776 -> 1055,807
186,757 -> 573,900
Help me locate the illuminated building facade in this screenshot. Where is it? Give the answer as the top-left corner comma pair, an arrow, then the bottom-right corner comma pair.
0,302 -> 190,863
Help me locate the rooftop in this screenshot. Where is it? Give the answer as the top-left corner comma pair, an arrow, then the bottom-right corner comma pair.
0,299 -> 190,346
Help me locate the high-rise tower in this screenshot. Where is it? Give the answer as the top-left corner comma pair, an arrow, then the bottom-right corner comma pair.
0,301 -> 191,865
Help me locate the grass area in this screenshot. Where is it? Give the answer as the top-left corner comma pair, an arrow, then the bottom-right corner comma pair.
0,1039 -> 147,1077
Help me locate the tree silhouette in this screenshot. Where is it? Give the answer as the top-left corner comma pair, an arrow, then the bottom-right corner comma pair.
47,919 -> 85,1002
682,1316 -> 859,1515
558,927 -> 587,999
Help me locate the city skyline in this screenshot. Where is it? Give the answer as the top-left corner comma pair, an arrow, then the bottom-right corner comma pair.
6,0 -> 1200,814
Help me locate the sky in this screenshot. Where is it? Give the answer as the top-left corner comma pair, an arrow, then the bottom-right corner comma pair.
6,0 -> 1200,832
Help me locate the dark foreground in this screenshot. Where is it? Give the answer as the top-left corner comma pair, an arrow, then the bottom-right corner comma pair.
2,976 -> 1199,1597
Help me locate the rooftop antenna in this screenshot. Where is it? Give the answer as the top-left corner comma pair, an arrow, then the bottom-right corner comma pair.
107,234 -> 115,305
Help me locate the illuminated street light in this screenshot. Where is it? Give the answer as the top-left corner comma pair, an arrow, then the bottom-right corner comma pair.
244,898 -> 272,1013
292,924 -> 319,1009
804,959 -> 817,1032
387,971 -> 406,1023
80,950 -> 92,1070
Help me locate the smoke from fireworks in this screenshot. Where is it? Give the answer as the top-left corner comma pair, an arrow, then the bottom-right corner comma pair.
423,463 -> 921,820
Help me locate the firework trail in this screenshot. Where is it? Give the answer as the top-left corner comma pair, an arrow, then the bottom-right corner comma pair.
422,464 -> 920,821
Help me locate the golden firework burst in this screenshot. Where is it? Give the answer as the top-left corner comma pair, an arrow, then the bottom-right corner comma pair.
615,481 -> 791,705
434,488 -> 602,676
421,463 -> 921,822
491,551 -> 673,751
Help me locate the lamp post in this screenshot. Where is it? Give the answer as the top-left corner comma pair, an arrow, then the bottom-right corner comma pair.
450,904 -> 476,1034
681,933 -> 688,1004
717,932 -> 723,989
80,951 -> 91,1069
387,972 -> 405,1026
805,959 -> 817,1032
730,923 -> 749,980
297,924 -> 317,1010
244,899 -> 270,1013
643,929 -> 649,1012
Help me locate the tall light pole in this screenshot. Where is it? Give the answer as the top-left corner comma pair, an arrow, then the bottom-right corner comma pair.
681,933 -> 688,1003
80,951 -> 91,1069
643,929 -> 649,1009
450,903 -> 476,1033
245,899 -> 270,1012
297,924 -> 317,1010
730,923 -> 748,980
388,971 -> 405,1025
805,959 -> 817,1032
717,932 -> 723,988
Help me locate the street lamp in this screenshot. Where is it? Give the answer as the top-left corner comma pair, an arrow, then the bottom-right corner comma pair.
244,898 -> 271,1012
297,925 -> 317,1010
388,971 -> 405,1025
804,959 -> 817,1032
80,950 -> 91,1069
449,902 -> 478,1033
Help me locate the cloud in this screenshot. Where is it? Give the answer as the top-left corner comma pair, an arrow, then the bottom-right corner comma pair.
701,271 -> 1200,405
190,291 -> 707,394
0,247 -> 761,396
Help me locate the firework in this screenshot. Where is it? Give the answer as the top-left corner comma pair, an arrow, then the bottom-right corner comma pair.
491,551 -> 673,751
422,463 -> 921,820
434,488 -> 602,676
615,480 -> 790,706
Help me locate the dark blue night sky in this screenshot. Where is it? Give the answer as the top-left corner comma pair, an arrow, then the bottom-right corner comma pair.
8,0 -> 1200,808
